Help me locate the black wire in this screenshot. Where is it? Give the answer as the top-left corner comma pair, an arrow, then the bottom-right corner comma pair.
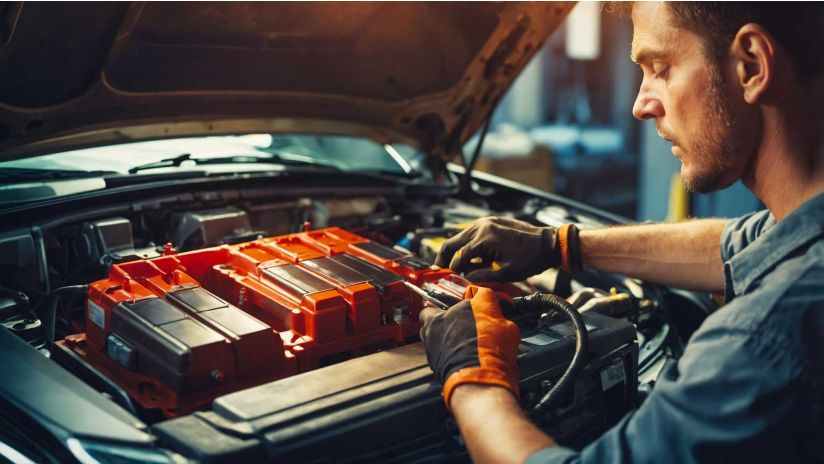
32,285 -> 89,350
460,106 -> 496,196
46,297 -> 61,348
513,292 -> 590,417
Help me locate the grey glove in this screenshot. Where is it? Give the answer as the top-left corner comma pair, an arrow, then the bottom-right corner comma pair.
434,217 -> 560,282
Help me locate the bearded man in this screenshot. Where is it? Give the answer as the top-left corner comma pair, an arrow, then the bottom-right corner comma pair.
420,3 -> 824,463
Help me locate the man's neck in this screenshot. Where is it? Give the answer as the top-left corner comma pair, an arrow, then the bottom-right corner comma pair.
745,85 -> 824,221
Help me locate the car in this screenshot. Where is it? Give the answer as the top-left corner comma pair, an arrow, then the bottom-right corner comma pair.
0,3 -> 714,463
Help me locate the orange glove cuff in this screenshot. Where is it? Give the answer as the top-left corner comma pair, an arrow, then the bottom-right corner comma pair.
558,224 -> 572,271
557,224 -> 582,273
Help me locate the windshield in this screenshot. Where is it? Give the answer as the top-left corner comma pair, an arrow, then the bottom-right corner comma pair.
0,134 -> 426,176
0,134 -> 429,205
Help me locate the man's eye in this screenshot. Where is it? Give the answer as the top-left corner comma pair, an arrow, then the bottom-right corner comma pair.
653,63 -> 670,79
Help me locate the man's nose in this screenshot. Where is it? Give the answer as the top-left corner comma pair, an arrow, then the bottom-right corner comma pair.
632,86 -> 664,120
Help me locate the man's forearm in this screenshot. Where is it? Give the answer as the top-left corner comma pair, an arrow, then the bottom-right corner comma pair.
579,218 -> 726,292
451,384 -> 555,464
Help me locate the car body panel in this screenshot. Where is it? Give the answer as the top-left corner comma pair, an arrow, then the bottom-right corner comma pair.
0,2 -> 574,161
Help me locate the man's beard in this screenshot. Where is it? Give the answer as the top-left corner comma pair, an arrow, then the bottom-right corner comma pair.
666,64 -> 743,193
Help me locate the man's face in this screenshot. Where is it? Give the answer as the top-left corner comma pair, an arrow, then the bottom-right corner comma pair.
630,3 -> 754,193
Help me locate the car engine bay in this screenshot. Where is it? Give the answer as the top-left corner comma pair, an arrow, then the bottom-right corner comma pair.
0,171 -> 715,462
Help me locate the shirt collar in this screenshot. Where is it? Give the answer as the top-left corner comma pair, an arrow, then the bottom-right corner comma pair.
726,192 -> 824,298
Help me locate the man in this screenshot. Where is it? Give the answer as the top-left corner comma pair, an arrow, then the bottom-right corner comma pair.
419,2 -> 824,463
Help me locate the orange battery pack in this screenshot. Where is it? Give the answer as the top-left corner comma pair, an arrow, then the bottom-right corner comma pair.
60,227 -> 476,416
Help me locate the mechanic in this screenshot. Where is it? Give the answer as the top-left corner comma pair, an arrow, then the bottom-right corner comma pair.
419,3 -> 823,463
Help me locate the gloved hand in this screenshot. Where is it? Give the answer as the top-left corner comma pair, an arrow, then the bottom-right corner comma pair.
419,285 -> 521,409
435,217 -> 581,282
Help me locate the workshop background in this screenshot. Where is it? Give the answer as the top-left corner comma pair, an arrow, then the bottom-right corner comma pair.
466,2 -> 762,222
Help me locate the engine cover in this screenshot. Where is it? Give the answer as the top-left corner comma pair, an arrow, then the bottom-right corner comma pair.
60,227 -> 470,416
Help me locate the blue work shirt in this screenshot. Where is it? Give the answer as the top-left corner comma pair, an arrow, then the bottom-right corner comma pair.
527,193 -> 824,463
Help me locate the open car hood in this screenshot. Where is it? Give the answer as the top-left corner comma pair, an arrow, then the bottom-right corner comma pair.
0,2 -> 573,161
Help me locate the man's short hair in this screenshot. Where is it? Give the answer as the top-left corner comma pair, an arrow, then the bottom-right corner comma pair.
611,2 -> 824,83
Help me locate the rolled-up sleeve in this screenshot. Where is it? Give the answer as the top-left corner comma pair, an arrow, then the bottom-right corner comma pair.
525,304 -> 803,464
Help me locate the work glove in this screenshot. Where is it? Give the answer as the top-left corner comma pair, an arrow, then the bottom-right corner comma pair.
434,217 -> 582,282
419,285 -> 521,410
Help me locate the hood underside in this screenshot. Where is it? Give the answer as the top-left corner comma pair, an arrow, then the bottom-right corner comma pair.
0,1 -> 573,161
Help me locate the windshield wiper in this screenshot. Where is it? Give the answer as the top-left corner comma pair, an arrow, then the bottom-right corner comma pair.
127,153 -> 196,173
0,167 -> 118,183
128,153 -> 342,174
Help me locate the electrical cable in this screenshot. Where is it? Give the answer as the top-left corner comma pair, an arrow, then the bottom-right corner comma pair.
459,97 -> 500,196
460,115 -> 493,195
32,285 -> 89,350
512,292 -> 589,417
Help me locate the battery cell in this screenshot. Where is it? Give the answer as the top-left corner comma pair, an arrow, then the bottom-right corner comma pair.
395,256 -> 432,271
352,242 -> 409,260
301,256 -> 369,286
331,254 -> 402,293
166,287 -> 284,382
110,297 -> 235,393
262,264 -> 336,296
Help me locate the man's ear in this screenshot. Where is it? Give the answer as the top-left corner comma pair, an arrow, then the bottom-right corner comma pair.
731,23 -> 775,104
